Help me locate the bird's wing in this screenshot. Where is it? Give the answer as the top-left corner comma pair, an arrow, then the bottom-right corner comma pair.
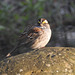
18,27 -> 44,46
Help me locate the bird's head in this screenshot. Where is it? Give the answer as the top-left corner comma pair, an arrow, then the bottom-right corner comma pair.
38,18 -> 50,29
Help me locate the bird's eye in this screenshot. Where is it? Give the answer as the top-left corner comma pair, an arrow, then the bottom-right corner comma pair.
42,20 -> 48,24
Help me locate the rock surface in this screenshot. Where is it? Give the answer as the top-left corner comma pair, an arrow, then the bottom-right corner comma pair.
0,47 -> 75,75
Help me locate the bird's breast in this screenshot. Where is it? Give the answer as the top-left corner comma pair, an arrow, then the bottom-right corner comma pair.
31,29 -> 51,49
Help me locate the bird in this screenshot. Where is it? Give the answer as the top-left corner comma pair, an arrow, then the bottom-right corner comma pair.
6,18 -> 51,57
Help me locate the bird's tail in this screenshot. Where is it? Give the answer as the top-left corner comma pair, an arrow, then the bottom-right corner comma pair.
6,46 -> 19,57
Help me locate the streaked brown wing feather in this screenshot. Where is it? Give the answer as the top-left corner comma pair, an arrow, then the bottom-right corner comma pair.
17,27 -> 43,46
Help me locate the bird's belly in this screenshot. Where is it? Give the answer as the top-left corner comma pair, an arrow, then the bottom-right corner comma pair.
31,29 -> 51,49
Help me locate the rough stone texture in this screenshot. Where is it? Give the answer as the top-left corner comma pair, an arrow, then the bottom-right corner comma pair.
0,47 -> 75,75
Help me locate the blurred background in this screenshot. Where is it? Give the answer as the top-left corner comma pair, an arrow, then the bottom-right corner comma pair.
0,0 -> 75,57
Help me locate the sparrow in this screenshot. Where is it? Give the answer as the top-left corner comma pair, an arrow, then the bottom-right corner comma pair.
6,18 -> 51,57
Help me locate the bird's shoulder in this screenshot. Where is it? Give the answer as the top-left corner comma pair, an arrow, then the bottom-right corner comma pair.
18,27 -> 43,40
